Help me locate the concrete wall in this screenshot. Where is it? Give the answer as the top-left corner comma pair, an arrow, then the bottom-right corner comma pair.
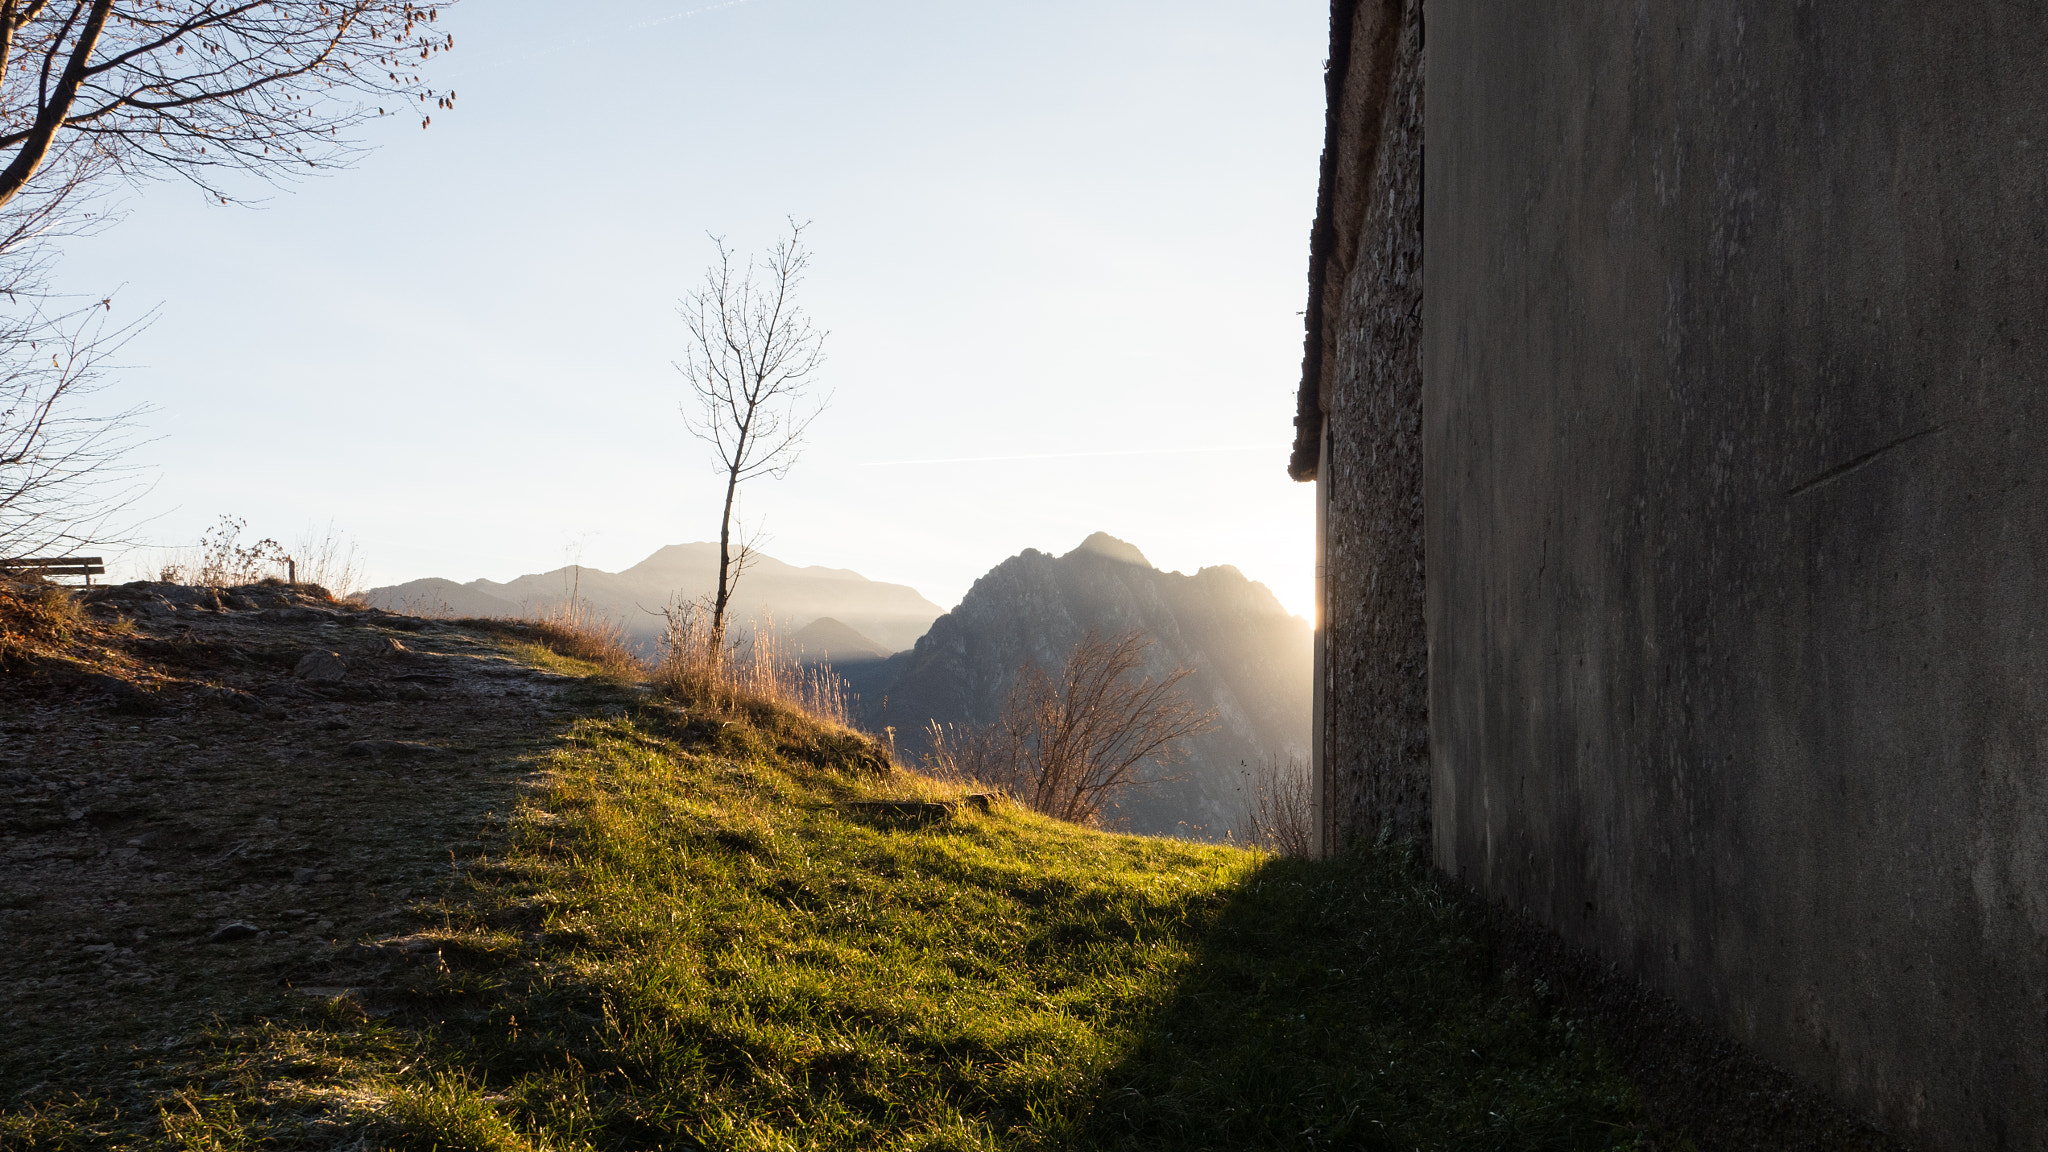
1304,0 -> 1431,850
1424,3 -> 2048,1146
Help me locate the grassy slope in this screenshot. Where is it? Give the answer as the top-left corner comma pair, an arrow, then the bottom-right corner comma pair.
7,651 -> 1663,1151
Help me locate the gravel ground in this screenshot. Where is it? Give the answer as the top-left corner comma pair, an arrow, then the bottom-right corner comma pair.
0,582 -> 623,1126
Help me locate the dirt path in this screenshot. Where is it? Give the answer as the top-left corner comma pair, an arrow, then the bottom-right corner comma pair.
0,583 -> 623,1131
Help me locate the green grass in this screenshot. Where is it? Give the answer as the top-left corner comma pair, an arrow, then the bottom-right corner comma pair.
6,693 -> 1661,1150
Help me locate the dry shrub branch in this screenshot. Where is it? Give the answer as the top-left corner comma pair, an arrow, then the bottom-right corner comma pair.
924,629 -> 1213,826
1234,753 -> 1314,856
0,0 -> 461,557
0,172 -> 151,559
157,514 -> 289,587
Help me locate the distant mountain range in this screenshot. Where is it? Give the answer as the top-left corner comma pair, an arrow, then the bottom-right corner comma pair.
361,543 -> 945,653
838,533 -> 1311,839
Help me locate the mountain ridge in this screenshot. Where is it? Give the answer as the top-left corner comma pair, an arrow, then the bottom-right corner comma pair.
848,532 -> 1310,838
363,543 -> 944,653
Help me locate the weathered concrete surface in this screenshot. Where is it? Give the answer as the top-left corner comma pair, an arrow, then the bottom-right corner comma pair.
1298,0 -> 1430,851
1424,3 -> 2048,1147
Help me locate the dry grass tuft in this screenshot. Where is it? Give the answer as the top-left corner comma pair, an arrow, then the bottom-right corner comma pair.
463,601 -> 645,681
0,573 -> 86,667
651,601 -> 857,729
526,601 -> 641,674
471,597 -> 882,769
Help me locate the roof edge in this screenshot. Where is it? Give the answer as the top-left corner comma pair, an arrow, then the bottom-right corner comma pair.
1289,0 -> 1361,483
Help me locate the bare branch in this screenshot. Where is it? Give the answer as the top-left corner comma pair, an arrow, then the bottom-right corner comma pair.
0,126 -> 148,557
0,286 -> 153,558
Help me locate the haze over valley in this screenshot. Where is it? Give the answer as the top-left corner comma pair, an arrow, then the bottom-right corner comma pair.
362,543 -> 944,654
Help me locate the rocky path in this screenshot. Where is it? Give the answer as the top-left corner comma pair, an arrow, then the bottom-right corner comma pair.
0,583 -> 622,1129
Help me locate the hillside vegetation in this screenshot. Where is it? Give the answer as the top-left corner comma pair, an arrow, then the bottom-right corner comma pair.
1,586 -> 1665,1150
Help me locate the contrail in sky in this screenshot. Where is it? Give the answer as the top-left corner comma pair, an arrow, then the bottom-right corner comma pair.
862,446 -> 1284,467
627,0 -> 764,31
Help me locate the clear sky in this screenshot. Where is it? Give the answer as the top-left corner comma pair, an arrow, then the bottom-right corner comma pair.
63,0 -> 1328,619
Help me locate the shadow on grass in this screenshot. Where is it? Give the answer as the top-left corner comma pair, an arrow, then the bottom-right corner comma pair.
1073,846 -> 1656,1151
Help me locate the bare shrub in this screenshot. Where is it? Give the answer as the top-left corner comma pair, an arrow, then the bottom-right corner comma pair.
159,515 -> 288,587
0,305 -> 149,558
654,599 -> 854,728
924,629 -> 1214,826
1233,754 -> 1314,857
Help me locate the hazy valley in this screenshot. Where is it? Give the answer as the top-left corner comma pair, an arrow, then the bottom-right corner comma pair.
362,543 -> 944,654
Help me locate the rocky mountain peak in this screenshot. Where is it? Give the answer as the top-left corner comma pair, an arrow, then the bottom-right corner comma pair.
849,533 -> 1310,839
1065,532 -> 1151,568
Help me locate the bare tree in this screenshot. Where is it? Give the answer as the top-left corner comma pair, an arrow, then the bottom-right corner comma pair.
0,1 -> 456,210
0,1 -> 458,556
676,220 -> 828,652
924,630 -> 1215,826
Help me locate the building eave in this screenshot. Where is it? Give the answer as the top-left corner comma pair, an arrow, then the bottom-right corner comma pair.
1289,0 -> 1362,483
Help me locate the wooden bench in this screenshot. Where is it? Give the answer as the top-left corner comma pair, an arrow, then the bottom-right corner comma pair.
0,556 -> 106,585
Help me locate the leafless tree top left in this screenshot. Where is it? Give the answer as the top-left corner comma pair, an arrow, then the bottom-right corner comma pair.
0,0 -> 457,209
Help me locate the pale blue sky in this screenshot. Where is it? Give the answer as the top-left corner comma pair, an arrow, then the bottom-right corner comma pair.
64,0 -> 1326,618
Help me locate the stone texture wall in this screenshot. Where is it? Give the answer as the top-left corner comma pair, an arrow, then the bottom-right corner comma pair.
1306,0 -> 1428,850
1423,4 -> 2048,1147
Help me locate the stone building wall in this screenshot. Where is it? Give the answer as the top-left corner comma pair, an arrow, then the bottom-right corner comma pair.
1293,0 -> 1428,851
1421,4 -> 2048,1147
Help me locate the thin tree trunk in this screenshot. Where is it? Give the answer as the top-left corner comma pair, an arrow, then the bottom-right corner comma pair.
711,411 -> 754,655
713,462 -> 739,652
